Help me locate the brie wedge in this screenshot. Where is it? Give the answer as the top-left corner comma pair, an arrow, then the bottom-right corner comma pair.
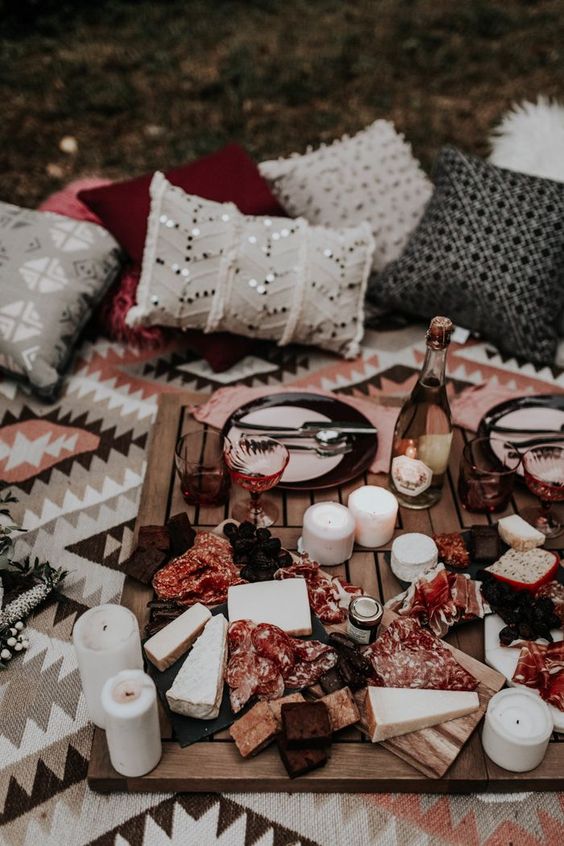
365,687 -> 480,742
166,614 -> 228,720
227,578 -> 312,636
144,602 -> 211,671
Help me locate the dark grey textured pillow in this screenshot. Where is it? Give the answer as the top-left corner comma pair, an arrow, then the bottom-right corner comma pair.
369,147 -> 564,365
0,201 -> 122,399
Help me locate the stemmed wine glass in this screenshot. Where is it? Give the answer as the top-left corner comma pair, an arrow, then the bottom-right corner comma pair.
521,444 -> 564,538
224,435 -> 290,528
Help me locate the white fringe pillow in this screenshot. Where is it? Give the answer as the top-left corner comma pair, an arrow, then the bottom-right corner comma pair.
127,172 -> 375,359
259,120 -> 432,272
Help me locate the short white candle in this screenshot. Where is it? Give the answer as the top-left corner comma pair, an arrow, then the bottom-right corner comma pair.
73,605 -> 143,728
101,669 -> 162,777
300,502 -> 355,567
481,688 -> 553,773
347,485 -> 398,548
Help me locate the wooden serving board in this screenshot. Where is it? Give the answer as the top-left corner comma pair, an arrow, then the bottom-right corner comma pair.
87,391 -> 564,793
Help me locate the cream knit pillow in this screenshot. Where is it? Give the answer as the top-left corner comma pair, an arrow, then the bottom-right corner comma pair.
259,120 -> 432,271
127,173 -> 375,359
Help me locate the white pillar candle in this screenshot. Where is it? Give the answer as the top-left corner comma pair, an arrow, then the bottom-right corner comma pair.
101,669 -> 162,777
73,604 -> 143,728
347,485 -> 399,548
481,688 -> 553,772
300,502 -> 355,567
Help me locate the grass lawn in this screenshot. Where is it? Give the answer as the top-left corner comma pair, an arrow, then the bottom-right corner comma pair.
1,0 -> 563,207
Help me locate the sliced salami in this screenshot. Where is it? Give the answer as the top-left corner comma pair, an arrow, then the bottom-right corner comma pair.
251,623 -> 295,673
364,616 -> 478,691
292,638 -> 333,663
284,651 -> 338,689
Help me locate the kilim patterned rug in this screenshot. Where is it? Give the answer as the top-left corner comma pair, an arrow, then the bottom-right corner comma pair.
1,324 -> 563,846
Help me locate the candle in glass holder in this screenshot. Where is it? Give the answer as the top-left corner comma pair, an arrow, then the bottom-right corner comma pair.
347,485 -> 398,547
481,688 -> 553,772
300,502 -> 356,567
101,669 -> 162,777
73,604 -> 143,728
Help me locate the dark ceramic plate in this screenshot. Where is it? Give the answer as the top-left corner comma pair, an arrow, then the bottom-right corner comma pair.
478,393 -> 564,475
222,391 -> 378,490
148,604 -> 328,747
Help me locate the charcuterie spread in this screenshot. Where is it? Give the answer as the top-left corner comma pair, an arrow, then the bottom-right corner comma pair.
136,511 -> 563,781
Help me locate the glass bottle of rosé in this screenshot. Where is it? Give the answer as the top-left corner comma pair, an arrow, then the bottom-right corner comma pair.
389,316 -> 454,509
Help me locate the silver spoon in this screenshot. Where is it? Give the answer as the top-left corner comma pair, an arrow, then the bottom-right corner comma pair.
237,426 -> 349,449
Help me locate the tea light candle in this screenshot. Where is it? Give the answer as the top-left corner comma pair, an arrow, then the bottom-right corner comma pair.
101,669 -> 162,777
73,604 -> 143,728
300,502 -> 356,567
347,485 -> 399,548
481,688 -> 553,772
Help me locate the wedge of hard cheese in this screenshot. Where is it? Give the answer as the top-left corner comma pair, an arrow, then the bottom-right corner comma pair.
227,578 -> 312,636
365,687 -> 480,742
497,514 -> 545,551
144,602 -> 211,671
166,614 -> 227,719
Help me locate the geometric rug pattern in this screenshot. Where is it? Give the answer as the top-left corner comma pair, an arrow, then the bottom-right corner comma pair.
1,326 -> 563,846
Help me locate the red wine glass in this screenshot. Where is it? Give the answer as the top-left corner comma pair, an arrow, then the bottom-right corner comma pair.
224,435 -> 290,528
521,444 -> 564,538
175,430 -> 230,506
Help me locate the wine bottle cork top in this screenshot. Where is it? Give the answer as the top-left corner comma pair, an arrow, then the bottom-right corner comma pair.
426,316 -> 453,348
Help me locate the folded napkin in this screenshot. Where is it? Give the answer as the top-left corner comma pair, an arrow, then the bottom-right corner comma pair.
450,382 -> 538,432
191,385 -> 400,474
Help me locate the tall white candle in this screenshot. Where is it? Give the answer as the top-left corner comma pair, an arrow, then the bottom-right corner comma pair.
481,688 -> 553,772
73,604 -> 143,728
101,669 -> 162,777
300,502 -> 355,567
347,485 -> 398,547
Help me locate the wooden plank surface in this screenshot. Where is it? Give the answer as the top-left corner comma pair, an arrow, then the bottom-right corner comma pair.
88,391 -> 563,794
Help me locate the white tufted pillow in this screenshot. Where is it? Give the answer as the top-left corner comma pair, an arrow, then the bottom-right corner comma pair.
259,120 -> 432,272
126,172 -> 375,359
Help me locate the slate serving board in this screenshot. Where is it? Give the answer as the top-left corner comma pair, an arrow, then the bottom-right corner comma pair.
147,604 -> 328,747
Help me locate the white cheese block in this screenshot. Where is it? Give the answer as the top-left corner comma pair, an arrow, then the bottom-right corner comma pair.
497,515 -> 545,551
144,602 -> 211,671
227,579 -> 312,636
166,614 -> 227,720
365,687 -> 480,742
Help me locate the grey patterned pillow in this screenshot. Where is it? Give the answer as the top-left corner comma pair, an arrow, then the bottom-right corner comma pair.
0,201 -> 122,399
369,147 -> 564,365
127,173 -> 375,359
259,120 -> 432,272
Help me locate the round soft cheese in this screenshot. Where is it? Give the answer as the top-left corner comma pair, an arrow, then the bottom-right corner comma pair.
390,533 -> 439,583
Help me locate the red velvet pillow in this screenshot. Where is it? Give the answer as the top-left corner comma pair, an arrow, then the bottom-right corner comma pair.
77,144 -> 284,370
79,143 -> 284,264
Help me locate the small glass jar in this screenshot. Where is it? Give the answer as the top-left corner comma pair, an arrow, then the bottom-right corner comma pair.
347,596 -> 383,645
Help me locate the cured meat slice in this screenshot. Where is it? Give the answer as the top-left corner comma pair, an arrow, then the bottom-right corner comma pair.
274,555 -> 362,624
252,624 -> 295,673
292,639 -> 334,663
385,564 -> 487,637
153,532 -> 245,606
284,651 -> 338,689
513,640 -> 564,711
364,617 -> 478,691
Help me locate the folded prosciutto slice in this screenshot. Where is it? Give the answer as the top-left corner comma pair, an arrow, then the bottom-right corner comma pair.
512,640 -> 564,712
385,563 -> 489,637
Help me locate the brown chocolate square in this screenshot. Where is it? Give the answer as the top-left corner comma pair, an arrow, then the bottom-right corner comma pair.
281,701 -> 331,749
277,735 -> 328,779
